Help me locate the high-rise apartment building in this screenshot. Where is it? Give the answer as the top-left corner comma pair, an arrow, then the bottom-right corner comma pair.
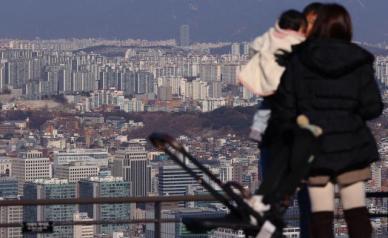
113,143 -> 151,197
242,42 -> 250,56
192,79 -> 209,100
199,64 -> 220,82
79,175 -> 132,235
231,43 -> 241,57
209,81 -> 222,98
12,150 -> 51,194
0,62 -> 5,91
179,25 -> 190,47
23,179 -> 77,238
200,98 -> 227,112
157,86 -> 172,101
221,64 -> 240,85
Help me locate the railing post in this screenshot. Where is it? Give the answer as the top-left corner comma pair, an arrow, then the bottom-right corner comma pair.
155,201 -> 161,238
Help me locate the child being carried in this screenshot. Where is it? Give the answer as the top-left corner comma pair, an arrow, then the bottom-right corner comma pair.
238,10 -> 307,143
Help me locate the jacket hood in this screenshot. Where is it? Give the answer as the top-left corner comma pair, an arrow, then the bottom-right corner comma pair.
297,39 -> 375,78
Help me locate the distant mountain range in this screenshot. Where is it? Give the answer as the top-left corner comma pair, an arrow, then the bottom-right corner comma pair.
0,0 -> 387,43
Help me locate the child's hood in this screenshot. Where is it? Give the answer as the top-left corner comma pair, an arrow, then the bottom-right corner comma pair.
251,23 -> 305,53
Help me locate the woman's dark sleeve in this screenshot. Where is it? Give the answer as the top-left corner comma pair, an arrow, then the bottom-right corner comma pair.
357,64 -> 383,120
263,61 -> 297,144
271,62 -> 298,124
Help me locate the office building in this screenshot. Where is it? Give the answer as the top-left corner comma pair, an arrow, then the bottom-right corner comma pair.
79,175 -> 132,235
219,161 -> 233,183
73,212 -> 94,238
23,179 -> 77,238
0,197 -> 22,238
0,176 -> 18,197
0,158 -> 12,176
113,143 -> 151,197
55,161 -> 100,183
159,164 -> 203,197
12,150 -> 51,194
53,149 -> 109,166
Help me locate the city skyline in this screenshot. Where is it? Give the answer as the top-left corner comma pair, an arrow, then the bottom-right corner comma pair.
0,1 -> 387,235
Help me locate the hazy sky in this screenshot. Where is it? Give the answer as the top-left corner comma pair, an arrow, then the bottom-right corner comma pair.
0,0 -> 386,43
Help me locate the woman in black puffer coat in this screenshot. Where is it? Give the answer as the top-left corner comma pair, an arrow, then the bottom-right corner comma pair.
264,4 -> 383,238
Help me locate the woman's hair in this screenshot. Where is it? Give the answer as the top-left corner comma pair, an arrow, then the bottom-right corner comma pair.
308,4 -> 353,41
278,10 -> 307,31
303,2 -> 323,16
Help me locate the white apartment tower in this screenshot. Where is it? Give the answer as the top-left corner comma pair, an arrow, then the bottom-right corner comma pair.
231,43 -> 241,57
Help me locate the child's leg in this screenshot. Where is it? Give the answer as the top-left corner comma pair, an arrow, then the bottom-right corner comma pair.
256,125 -> 314,199
308,182 -> 335,238
255,138 -> 291,202
340,182 -> 372,238
264,127 -> 317,203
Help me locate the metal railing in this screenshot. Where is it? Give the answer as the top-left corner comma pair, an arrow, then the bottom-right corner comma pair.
0,192 -> 387,238
0,194 -> 216,238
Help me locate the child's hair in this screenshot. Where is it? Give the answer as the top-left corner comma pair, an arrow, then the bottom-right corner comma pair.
278,10 -> 307,31
303,2 -> 324,16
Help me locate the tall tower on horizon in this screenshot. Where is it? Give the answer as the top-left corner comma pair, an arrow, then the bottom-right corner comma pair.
179,24 -> 190,47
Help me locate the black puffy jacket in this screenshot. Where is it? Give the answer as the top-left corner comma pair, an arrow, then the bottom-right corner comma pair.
265,39 -> 383,177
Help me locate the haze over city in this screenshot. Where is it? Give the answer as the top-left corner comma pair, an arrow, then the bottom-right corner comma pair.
0,0 -> 387,43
